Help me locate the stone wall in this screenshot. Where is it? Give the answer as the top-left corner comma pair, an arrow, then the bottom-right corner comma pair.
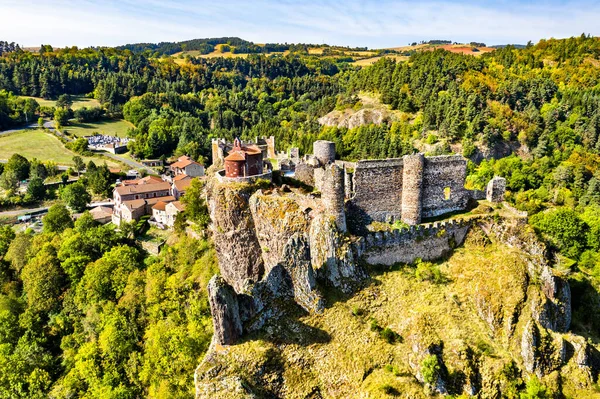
347,154 -> 472,227
321,164 -> 347,232
313,140 -> 336,166
421,155 -> 470,218
355,219 -> 472,266
401,154 -> 425,224
347,158 -> 404,226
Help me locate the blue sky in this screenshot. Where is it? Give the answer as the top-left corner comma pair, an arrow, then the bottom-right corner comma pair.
1,0 -> 599,48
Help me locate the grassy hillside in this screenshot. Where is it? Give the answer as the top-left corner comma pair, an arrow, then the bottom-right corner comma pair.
0,130 -> 120,167
197,227 -> 596,398
63,118 -> 133,138
21,95 -> 101,110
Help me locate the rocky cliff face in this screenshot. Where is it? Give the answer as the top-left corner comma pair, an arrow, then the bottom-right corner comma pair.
205,181 -> 362,347
318,107 -> 394,129
207,181 -> 265,293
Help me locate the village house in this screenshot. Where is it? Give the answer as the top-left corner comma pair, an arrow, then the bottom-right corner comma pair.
169,155 -> 205,178
151,200 -> 185,228
171,174 -> 192,199
89,206 -> 113,224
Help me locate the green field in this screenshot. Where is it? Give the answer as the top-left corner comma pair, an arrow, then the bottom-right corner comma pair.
62,118 -> 133,138
21,95 -> 101,110
0,130 -> 121,167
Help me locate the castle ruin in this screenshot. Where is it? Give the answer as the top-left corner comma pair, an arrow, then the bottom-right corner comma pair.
297,140 -> 476,228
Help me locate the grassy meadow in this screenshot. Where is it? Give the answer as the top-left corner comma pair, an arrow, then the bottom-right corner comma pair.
62,118 -> 133,138
22,95 -> 101,110
0,130 -> 121,167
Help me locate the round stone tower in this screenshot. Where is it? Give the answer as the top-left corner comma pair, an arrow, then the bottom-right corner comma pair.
313,140 -> 336,166
322,163 -> 347,232
401,153 -> 425,225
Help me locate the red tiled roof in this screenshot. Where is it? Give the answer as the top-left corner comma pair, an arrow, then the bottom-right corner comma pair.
152,201 -> 167,211
174,174 -> 191,182
122,199 -> 146,211
168,201 -> 186,211
145,196 -> 175,206
174,179 -> 192,192
224,151 -> 246,162
115,182 -> 171,196
170,158 -> 203,169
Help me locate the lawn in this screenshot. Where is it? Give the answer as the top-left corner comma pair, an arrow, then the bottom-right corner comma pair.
0,130 -> 121,167
62,118 -> 133,138
21,95 -> 101,110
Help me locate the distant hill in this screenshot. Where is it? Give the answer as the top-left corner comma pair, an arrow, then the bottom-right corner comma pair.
117,37 -> 295,56
490,44 -> 527,49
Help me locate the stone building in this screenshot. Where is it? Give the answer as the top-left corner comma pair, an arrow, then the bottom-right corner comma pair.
169,155 -> 204,178
224,138 -> 264,178
294,141 -> 475,227
212,136 -> 275,165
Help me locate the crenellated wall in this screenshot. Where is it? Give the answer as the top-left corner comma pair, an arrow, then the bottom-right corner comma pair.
354,218 -> 472,266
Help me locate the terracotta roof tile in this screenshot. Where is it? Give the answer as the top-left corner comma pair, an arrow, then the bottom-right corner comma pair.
152,201 -> 167,211
115,182 -> 171,196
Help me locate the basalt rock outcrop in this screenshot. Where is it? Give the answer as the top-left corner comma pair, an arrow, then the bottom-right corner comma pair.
206,180 -> 359,346
208,181 -> 265,293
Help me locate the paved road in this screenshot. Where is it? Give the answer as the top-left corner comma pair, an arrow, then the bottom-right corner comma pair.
0,122 -> 43,136
103,152 -> 155,174
0,200 -> 113,218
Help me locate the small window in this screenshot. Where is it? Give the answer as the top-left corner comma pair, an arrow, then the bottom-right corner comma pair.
444,187 -> 451,200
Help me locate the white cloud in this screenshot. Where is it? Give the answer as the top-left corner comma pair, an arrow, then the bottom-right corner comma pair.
0,0 -> 598,48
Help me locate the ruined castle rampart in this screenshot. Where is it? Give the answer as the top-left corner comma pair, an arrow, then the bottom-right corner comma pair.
347,154 -> 472,226
421,155 -> 470,218
354,218 -> 472,266
348,158 -> 404,223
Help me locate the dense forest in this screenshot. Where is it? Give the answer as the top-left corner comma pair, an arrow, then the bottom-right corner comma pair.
1,34 -> 600,397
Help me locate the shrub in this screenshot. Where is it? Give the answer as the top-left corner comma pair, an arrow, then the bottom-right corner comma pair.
380,384 -> 400,396
420,354 -> 440,386
380,327 -> 401,344
415,260 -> 445,284
351,306 -> 365,316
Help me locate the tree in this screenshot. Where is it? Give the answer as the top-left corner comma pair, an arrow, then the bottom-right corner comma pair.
56,94 -> 73,109
54,107 -> 70,127
29,158 -> 47,180
72,156 -> 84,177
26,177 -> 45,201
87,164 -> 111,196
5,231 -> 33,274
0,169 -> 19,191
68,138 -> 89,154
180,178 -> 209,228
38,117 -> 44,127
0,225 -> 15,259
21,244 -> 65,314
531,208 -> 588,258
5,153 -> 30,181
43,204 -> 73,233
60,182 -> 91,212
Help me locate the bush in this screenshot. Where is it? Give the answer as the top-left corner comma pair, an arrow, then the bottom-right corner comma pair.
380,384 -> 400,396
420,354 -> 440,386
415,260 -> 445,284
380,327 -> 401,344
